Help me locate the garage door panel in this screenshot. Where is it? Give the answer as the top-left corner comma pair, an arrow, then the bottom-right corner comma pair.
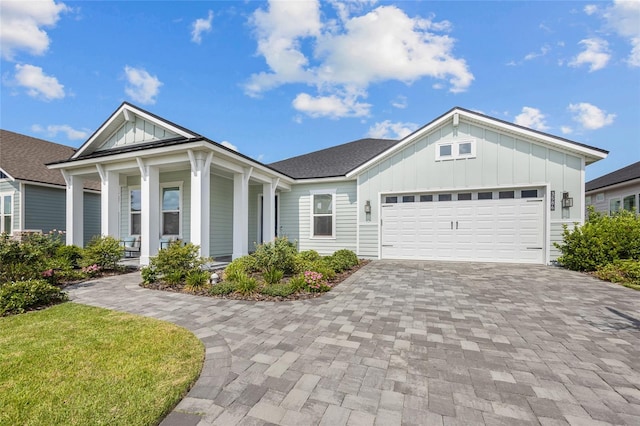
381,195 -> 544,263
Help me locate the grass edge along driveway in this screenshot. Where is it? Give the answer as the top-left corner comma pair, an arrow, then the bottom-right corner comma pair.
0,302 -> 204,426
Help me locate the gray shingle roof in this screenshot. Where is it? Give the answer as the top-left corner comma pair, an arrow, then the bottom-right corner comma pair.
585,161 -> 640,192
0,129 -> 100,190
269,138 -> 400,179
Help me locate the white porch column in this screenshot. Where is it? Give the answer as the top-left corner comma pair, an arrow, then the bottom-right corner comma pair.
63,172 -> 84,247
232,167 -> 252,259
262,178 -> 278,243
96,165 -> 119,238
189,150 -> 213,258
139,159 -> 159,266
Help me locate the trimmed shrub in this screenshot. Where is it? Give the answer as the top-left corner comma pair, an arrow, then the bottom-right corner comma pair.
555,208 -> 640,271
185,270 -> 211,292
297,250 -> 321,263
263,268 -> 284,285
209,281 -> 236,296
260,283 -> 296,297
0,280 -> 68,316
253,237 -> 297,274
56,245 -> 84,269
325,249 -> 359,273
82,236 -> 123,271
0,235 -> 44,283
595,260 -> 640,288
150,241 -> 204,282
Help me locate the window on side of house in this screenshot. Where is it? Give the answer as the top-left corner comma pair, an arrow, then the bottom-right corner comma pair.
311,192 -> 335,238
521,189 -> 538,198
436,140 -> 476,161
162,186 -> 181,236
610,198 -> 621,214
438,144 -> 453,159
585,195 -> 592,205
130,188 -> 141,236
596,193 -> 605,202
0,194 -> 12,234
419,194 -> 433,202
402,195 -> 415,203
623,195 -> 636,212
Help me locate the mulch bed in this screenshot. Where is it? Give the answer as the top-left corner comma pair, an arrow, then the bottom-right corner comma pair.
141,260 -> 370,302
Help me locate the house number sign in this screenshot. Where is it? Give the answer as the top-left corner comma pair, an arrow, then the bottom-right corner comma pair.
550,190 -> 555,211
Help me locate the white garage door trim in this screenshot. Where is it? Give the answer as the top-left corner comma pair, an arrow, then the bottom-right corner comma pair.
380,190 -> 546,264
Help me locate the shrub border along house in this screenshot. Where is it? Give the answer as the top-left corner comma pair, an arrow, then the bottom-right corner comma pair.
141,237 -> 364,300
555,207 -> 640,290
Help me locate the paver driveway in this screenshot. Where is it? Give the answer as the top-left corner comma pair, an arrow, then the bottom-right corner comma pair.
68,260 -> 640,426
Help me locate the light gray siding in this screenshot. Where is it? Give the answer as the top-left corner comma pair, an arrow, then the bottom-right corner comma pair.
23,184 -> 65,234
83,192 -> 101,246
357,118 -> 585,262
279,181 -> 357,255
210,174 -> 233,258
0,180 -> 20,233
358,224 -> 378,258
586,181 -> 640,215
550,221 -> 576,260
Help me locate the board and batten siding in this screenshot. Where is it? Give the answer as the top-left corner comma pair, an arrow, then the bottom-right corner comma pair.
279,181 -> 357,255
97,117 -> 178,152
210,174 -> 233,258
0,180 -> 20,233
357,118 -> 584,262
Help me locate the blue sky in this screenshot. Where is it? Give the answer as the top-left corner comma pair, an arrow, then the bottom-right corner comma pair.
1,0 -> 638,181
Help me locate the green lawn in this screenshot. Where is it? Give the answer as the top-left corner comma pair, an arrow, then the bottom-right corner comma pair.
0,303 -> 204,426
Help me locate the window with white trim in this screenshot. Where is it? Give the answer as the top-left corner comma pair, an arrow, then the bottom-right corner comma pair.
623,195 -> 636,213
311,191 -> 335,238
610,198 -> 621,214
130,188 -> 141,236
0,194 -> 12,234
162,185 -> 181,236
436,140 -> 476,160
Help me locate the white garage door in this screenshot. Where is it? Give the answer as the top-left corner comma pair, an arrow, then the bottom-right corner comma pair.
381,196 -> 545,263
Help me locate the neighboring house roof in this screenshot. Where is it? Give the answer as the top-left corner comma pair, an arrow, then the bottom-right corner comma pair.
0,129 -> 99,190
585,161 -> 640,192
269,138 -> 400,179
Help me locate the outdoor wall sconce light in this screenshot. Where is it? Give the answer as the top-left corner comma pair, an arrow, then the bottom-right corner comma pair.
364,200 -> 371,214
561,192 -> 573,208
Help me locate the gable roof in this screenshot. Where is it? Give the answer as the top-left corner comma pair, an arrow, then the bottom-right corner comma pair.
585,161 -> 640,192
347,107 -> 608,178
269,138 -> 400,179
0,129 -> 98,190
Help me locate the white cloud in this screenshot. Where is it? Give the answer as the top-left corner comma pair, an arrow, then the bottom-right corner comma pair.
31,123 -> 88,140
220,140 -> 238,151
246,1 -> 473,118
514,107 -> 549,131
569,38 -> 610,71
191,10 -> 213,44
524,45 -> 550,61
367,120 -> 417,139
0,0 -> 69,60
292,91 -> 371,118
560,126 -> 573,135
14,64 -> 64,100
600,0 -> 640,67
391,95 -> 407,109
568,102 -> 615,130
584,4 -> 598,16
124,66 -> 162,105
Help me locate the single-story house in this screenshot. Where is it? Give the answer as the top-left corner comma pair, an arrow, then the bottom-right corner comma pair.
585,161 -> 640,215
48,102 -> 608,265
0,129 -> 101,244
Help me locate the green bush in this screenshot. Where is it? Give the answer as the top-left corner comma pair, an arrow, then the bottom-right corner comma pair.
0,235 -> 44,283
56,245 -> 84,269
263,268 -> 284,285
22,231 -> 64,259
288,275 -> 306,292
260,282 -> 296,297
223,256 -> 253,282
297,250 -> 321,262
209,281 -> 236,296
140,266 -> 158,284
325,249 -> 359,273
300,259 -> 336,280
235,273 -> 258,295
83,236 -> 123,271
0,280 -> 68,316
150,242 -> 204,281
164,270 -> 185,286
595,260 -> 640,289
185,270 -> 211,292
253,237 -> 297,274
555,208 -> 640,271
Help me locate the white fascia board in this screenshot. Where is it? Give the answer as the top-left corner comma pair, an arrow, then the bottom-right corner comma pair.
0,167 -> 15,181
72,104 -> 198,159
292,176 -> 354,184
585,177 -> 640,195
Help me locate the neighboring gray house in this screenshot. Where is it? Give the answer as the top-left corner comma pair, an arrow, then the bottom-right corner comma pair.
0,129 -> 101,244
49,103 -> 607,265
585,161 -> 640,215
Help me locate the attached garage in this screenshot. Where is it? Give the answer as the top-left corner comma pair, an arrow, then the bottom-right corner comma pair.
380,188 -> 546,263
